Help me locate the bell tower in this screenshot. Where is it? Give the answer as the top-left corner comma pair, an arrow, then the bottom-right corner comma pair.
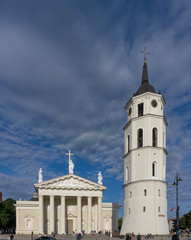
120,52 -> 169,235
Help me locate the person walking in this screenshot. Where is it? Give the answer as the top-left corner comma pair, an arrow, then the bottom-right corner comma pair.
137,233 -> 141,240
9,233 -> 14,240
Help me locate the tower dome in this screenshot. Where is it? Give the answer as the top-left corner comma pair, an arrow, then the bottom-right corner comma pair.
136,60 -> 156,95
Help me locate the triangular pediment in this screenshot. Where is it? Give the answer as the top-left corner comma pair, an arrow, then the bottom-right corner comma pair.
34,174 -> 106,191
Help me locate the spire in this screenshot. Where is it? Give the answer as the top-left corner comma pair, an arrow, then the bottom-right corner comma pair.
141,47 -> 150,84
135,48 -> 156,96
142,61 -> 148,83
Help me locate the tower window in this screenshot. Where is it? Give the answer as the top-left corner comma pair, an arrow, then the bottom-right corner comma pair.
129,191 -> 132,198
143,206 -> 146,212
152,128 -> 158,147
158,207 -> 161,212
126,167 -> 129,181
137,129 -> 143,148
158,189 -> 160,196
152,161 -> 157,177
128,135 -> 130,152
144,189 -> 147,196
129,208 -> 131,214
138,103 -> 144,117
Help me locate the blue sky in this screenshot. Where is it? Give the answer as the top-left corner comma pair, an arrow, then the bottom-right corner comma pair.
0,0 -> 191,219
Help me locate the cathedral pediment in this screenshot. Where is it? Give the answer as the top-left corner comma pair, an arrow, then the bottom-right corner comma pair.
34,174 -> 106,191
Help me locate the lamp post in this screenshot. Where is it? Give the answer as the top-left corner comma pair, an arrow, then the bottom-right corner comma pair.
172,172 -> 182,240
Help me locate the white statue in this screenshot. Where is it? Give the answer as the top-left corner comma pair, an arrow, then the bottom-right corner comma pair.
66,150 -> 74,174
98,171 -> 103,185
38,168 -> 43,183
69,159 -> 74,174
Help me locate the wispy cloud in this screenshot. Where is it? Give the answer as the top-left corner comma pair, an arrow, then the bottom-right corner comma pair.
0,0 -> 190,218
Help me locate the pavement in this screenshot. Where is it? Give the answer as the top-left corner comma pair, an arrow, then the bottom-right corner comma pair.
0,234 -> 190,240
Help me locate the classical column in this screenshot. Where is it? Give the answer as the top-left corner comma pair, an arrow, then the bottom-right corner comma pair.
39,195 -> 44,234
61,196 -> 66,234
98,196 -> 102,232
77,196 -> 82,233
16,208 -> 19,233
94,199 -> 98,233
87,196 -> 92,234
50,195 -> 55,234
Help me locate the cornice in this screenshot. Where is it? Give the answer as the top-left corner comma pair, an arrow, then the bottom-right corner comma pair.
123,146 -> 168,159
123,114 -> 168,131
123,179 -> 168,188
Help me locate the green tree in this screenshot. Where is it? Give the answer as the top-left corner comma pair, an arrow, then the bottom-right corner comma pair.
118,217 -> 122,231
182,210 -> 191,230
0,198 -> 16,232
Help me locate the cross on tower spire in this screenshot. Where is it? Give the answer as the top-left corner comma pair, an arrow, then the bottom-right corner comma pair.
141,47 -> 150,63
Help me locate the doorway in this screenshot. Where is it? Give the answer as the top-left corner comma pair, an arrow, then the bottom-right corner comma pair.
67,219 -> 73,234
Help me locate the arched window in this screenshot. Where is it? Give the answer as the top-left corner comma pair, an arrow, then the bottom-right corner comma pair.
144,189 -> 147,196
152,161 -> 157,177
128,135 -> 130,151
158,189 -> 161,196
158,207 -> 161,212
129,191 -> 132,198
143,206 -> 146,212
126,167 -> 129,181
137,129 -> 143,148
152,128 -> 158,147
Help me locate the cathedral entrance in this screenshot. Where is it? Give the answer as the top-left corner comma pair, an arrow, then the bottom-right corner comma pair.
67,219 -> 73,234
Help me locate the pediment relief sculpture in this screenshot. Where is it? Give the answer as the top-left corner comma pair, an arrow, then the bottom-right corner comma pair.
35,174 -> 106,191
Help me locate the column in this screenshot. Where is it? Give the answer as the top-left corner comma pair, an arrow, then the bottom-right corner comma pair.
97,196 -> 102,232
94,199 -> 98,233
39,195 -> 44,234
61,196 -> 66,234
16,208 -> 19,233
50,195 -> 55,234
87,196 -> 92,234
77,196 -> 82,233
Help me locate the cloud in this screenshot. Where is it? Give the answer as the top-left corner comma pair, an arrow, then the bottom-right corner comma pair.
0,0 -> 191,217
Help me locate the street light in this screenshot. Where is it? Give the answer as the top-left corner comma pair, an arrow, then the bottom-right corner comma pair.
172,172 -> 182,240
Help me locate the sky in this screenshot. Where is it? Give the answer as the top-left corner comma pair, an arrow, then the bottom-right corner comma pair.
0,0 -> 191,219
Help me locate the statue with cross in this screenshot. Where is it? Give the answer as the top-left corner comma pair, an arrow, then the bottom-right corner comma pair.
66,150 -> 74,174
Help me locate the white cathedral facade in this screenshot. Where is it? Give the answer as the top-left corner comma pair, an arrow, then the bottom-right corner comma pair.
120,56 -> 169,235
15,152 -> 119,234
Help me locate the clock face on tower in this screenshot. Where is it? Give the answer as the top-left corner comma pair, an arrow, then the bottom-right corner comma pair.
128,107 -> 132,116
151,99 -> 157,108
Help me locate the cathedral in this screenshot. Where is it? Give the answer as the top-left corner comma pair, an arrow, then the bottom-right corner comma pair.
15,151 -> 119,234
120,52 -> 169,235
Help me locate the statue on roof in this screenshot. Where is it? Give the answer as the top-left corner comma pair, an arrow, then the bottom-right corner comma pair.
66,150 -> 74,174
38,168 -> 43,183
98,171 -> 103,185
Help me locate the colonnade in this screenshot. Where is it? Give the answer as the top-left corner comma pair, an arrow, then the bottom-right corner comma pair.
38,195 -> 102,234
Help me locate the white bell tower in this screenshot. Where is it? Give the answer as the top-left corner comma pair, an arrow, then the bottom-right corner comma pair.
120,54 -> 169,235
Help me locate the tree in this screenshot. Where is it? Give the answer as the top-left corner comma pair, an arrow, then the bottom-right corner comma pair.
118,217 -> 122,232
182,210 -> 191,230
0,198 -> 16,233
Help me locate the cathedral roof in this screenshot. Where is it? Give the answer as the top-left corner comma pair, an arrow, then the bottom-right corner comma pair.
135,60 -> 156,96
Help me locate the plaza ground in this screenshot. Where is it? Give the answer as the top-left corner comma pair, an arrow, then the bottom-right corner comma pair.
0,234 -> 191,240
